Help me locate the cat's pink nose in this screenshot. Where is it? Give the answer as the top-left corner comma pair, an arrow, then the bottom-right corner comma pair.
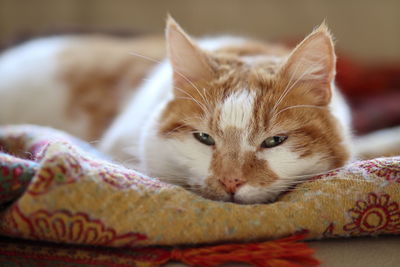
219,177 -> 246,194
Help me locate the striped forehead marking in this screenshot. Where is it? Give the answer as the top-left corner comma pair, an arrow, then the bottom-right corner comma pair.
219,90 -> 256,130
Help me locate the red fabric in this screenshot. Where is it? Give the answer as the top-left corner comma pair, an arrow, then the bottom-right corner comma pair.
335,56 -> 400,135
0,235 -> 319,267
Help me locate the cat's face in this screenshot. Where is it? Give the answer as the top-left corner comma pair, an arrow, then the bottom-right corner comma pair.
146,18 -> 350,204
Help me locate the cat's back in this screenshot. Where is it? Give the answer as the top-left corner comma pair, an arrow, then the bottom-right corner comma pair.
0,36 -> 75,134
0,34 -> 164,140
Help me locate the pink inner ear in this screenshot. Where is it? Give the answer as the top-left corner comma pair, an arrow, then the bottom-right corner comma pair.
280,29 -> 336,106
166,18 -> 213,87
310,84 -> 332,106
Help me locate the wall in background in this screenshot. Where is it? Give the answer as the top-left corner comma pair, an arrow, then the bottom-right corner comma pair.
0,0 -> 399,62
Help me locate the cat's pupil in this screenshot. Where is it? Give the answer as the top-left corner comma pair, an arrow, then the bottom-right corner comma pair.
261,135 -> 287,148
193,132 -> 215,146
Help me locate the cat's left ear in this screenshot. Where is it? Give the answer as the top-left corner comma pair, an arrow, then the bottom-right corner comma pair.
280,23 -> 336,106
166,16 -> 214,87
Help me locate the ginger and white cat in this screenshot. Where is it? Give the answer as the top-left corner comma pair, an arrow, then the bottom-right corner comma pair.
0,17 -> 354,203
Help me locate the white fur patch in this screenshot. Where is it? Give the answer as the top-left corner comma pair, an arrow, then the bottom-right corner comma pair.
0,36 -> 90,139
235,184 -> 281,204
231,146 -> 330,204
100,61 -> 173,162
140,126 -> 212,187
258,146 -> 328,178
219,90 -> 256,130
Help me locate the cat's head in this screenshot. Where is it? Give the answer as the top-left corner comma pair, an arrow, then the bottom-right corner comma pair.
145,17 -> 351,204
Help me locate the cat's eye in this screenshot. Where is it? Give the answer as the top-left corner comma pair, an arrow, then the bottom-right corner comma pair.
193,132 -> 215,146
261,135 -> 287,148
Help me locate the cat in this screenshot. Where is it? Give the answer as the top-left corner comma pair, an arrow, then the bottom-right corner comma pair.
0,17 -> 354,204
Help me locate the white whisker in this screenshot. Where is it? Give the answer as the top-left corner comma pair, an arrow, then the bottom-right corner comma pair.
129,51 -> 163,64
130,50 -> 211,115
275,105 -> 327,117
270,58 -> 326,122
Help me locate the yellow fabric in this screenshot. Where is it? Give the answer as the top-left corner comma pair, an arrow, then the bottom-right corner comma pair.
0,125 -> 399,247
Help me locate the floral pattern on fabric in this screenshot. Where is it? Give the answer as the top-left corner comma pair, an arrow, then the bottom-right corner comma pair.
0,153 -> 37,204
344,193 -> 400,235
0,124 -> 398,250
97,164 -> 170,191
358,158 -> 400,183
27,153 -> 83,196
7,205 -> 147,246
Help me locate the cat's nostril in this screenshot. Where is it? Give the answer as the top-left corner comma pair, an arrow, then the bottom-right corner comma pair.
219,177 -> 246,194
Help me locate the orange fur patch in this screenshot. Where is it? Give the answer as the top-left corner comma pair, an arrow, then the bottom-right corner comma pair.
58,35 -> 165,140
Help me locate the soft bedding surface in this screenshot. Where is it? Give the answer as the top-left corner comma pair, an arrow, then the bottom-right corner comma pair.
0,125 -> 399,266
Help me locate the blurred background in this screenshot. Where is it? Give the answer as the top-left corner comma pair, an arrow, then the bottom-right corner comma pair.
1,0 -> 399,134
1,0 -> 400,62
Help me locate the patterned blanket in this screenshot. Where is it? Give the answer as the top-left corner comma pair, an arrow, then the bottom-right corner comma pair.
0,125 -> 399,265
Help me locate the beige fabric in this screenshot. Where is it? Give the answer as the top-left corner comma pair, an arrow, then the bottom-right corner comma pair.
311,236 -> 400,267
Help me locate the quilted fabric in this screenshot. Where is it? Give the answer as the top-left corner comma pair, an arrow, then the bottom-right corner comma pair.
0,124 -> 399,248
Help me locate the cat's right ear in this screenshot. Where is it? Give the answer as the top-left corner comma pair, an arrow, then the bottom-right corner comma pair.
166,16 -> 214,87
279,23 -> 336,106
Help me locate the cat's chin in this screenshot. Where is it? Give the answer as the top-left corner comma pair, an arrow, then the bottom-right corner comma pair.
232,184 -> 281,204
203,194 -> 278,205
194,186 -> 282,205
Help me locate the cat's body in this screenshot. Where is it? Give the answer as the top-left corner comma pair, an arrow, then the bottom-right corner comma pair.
0,34 -> 164,140
0,18 -> 354,203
